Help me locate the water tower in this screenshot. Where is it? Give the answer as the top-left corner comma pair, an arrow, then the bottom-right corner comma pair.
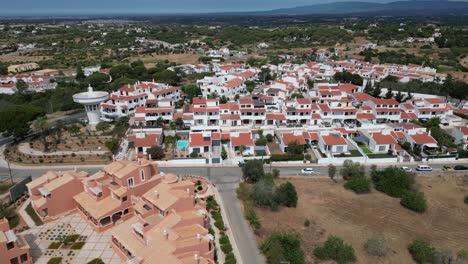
73,85 -> 109,125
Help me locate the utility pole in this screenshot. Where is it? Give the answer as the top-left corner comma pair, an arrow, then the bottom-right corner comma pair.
7,160 -> 13,184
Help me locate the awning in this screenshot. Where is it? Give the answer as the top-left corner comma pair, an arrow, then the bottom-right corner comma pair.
4,230 -> 18,243
38,187 -> 50,196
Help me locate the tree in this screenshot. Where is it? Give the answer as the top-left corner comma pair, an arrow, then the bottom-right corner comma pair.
105,139 -> 119,154
272,168 -> 280,178
147,146 -> 165,160
372,84 -> 382,98
174,118 -> 184,129
221,147 -> 228,160
395,90 -> 405,103
363,82 -> 373,95
251,179 -> 276,208
85,72 -> 109,88
365,235 -> 390,257
255,137 -> 267,146
96,122 -> 110,132
275,181 -> 298,208
220,95 -> 228,104
155,117 -> 165,128
32,116 -> 50,152
400,191 -> 427,213
307,79 -> 314,88
76,64 -> 85,80
371,166 -> 415,198
286,140 -> 304,155
16,79 -> 29,94
266,134 -> 274,142
385,88 -> 393,99
0,105 -> 45,138
242,159 -> 265,182
67,124 -> 80,136
314,235 -> 357,264
245,81 -> 256,93
328,164 -> 337,183
181,84 -> 202,103
408,239 -> 434,264
0,201 -> 15,221
110,64 -> 132,79
340,160 -> 365,181
260,233 -> 305,264
344,177 -> 371,194
153,70 -> 180,85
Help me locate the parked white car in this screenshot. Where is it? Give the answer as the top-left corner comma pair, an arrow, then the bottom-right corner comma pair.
401,166 -> 412,172
416,165 -> 433,172
301,168 -> 315,174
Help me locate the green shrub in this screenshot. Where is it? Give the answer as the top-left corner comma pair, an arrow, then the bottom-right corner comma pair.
313,235 -> 356,264
48,257 -> 62,264
87,259 -> 105,264
260,233 -> 305,264
225,252 -> 237,264
464,196 -> 468,204
219,234 -> 230,245
48,242 -> 62,249
400,192 -> 427,213
25,203 -> 43,226
304,219 -> 310,227
70,242 -> 86,250
274,181 -> 298,207
344,177 -> 371,194
408,239 -> 434,263
244,201 -> 261,232
63,234 -> 80,243
221,241 -> 233,254
270,154 -> 304,161
372,166 -> 415,197
364,235 -> 390,257
236,182 -> 251,201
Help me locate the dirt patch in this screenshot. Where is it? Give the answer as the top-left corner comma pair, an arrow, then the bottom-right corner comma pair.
267,142 -> 283,155
254,175 -> 468,264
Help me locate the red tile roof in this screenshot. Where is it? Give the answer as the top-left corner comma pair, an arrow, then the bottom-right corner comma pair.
410,132 -> 437,145
231,133 -> 254,146
189,133 -> 211,147
128,133 -> 161,148
321,133 -> 347,145
282,133 -> 306,145
371,132 -> 397,145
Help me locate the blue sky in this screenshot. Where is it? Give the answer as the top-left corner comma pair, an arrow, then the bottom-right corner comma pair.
2,0 -> 398,15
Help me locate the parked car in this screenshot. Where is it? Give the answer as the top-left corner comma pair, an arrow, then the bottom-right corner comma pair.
442,166 -> 454,172
416,165 -> 433,172
301,168 -> 315,174
454,165 -> 468,170
401,166 -> 412,172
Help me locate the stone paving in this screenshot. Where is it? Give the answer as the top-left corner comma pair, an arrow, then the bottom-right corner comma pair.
20,213 -> 122,264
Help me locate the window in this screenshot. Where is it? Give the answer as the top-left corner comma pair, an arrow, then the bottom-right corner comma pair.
20,254 -> 28,263
122,196 -> 127,202
7,242 -> 14,250
123,208 -> 129,215
379,146 -> 386,152
140,170 -> 145,182
127,178 -> 134,187
10,257 -> 18,264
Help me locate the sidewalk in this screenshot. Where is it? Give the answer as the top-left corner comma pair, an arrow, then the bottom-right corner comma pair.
18,142 -> 108,156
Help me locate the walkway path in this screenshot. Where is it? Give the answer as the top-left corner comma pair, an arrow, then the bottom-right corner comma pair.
18,143 -> 109,156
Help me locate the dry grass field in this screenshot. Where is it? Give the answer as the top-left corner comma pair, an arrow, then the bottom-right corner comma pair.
132,53 -> 202,66
254,175 -> 468,263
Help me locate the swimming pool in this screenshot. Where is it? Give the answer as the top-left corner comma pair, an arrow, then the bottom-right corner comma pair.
177,140 -> 189,149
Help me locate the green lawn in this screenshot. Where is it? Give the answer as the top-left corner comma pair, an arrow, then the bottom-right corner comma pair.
360,146 -> 373,154
25,203 -> 43,226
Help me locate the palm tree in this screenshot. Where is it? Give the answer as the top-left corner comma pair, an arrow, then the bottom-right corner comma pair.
32,116 -> 50,152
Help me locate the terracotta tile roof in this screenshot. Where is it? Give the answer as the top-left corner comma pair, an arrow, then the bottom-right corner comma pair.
282,133 -> 306,145
456,126 -> 468,135
189,133 -> 211,147
321,133 -> 347,145
410,132 -> 437,145
231,133 -> 254,146
357,113 -> 376,119
224,78 -> 243,88
239,97 -> 254,104
371,132 -> 397,145
128,133 -> 161,148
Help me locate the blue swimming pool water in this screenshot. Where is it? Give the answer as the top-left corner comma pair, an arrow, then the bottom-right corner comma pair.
177,140 -> 189,149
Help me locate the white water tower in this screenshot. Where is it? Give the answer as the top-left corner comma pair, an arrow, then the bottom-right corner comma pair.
73,85 -> 109,125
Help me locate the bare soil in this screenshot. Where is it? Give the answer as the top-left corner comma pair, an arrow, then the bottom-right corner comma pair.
132,53 -> 201,66
254,175 -> 468,264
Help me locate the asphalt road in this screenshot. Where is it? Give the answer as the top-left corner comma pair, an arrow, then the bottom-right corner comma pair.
0,162 -> 467,264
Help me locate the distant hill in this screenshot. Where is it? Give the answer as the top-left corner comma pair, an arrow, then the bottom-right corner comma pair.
260,1 -> 468,15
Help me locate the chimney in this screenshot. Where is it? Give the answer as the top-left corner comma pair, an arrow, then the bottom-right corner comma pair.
197,233 -> 201,241
194,254 -> 199,264
154,191 -> 159,198
186,188 -> 190,194
163,229 -> 168,240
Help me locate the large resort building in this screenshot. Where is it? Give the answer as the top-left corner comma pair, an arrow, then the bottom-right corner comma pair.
25,159 -> 214,264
